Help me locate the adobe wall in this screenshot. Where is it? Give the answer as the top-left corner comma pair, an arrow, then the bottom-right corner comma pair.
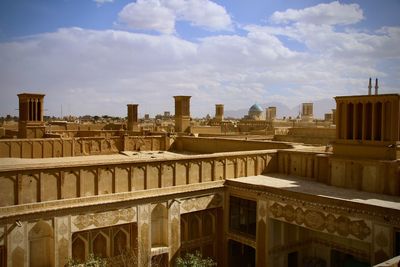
0,136 -> 168,158
277,150 -> 400,196
190,126 -> 222,134
0,150 -> 278,207
171,137 -> 292,153
273,127 -> 335,145
330,157 -> 399,195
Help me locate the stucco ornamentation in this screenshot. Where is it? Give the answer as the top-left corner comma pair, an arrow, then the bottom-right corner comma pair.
270,202 -> 371,240
180,194 -> 222,213
73,208 -> 135,231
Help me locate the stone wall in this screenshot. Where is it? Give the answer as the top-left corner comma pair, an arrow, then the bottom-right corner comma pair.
172,136 -> 292,153
0,136 -> 167,158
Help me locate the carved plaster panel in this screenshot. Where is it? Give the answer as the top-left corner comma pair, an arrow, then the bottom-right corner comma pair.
180,193 -> 223,214
269,202 -> 371,241
373,224 -> 391,264
71,207 -> 136,232
55,216 -> 71,266
8,221 -> 27,267
258,200 -> 267,223
0,226 -> 4,246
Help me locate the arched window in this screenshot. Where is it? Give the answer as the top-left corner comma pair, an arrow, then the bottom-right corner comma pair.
113,230 -> 128,256
203,212 -> 214,236
92,232 -> 109,258
189,216 -> 200,240
72,235 -> 87,263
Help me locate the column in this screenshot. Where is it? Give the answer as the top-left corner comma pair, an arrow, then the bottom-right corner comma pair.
137,204 -> 151,267
29,99 -> 33,121
55,216 -> 72,267
7,221 -> 28,267
256,199 -> 269,266
343,102 -> 347,140
169,200 -> 181,264
362,102 -> 366,141
336,102 -> 341,139
381,102 -> 386,141
372,101 -> 376,141
353,102 -> 357,140
37,99 -> 42,121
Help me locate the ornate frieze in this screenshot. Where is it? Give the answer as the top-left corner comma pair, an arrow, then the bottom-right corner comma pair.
180,193 -> 223,214
269,202 -> 371,241
71,207 -> 136,232
227,184 -> 400,227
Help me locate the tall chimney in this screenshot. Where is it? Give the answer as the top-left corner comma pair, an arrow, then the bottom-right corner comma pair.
375,78 -> 379,95
368,77 -> 372,95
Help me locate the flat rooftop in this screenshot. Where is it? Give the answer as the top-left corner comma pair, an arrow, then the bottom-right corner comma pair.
0,151 -> 189,170
0,149 -> 281,171
227,174 -> 400,211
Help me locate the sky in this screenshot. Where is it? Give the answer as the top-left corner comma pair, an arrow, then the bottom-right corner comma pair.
0,0 -> 399,118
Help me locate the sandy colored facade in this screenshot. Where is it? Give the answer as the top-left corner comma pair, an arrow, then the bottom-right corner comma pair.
0,92 -> 399,267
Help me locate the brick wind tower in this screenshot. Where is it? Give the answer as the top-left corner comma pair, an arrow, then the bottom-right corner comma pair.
215,104 -> 224,122
17,93 -> 46,138
174,96 -> 191,133
333,78 -> 399,160
127,104 -> 139,132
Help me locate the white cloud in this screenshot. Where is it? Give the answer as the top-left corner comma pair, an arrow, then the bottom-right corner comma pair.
0,2 -> 399,118
270,1 -> 364,25
164,0 -> 232,31
93,0 -> 114,5
118,0 -> 176,34
118,0 -> 232,34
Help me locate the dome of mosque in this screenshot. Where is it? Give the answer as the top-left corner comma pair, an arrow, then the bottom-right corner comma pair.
249,103 -> 263,114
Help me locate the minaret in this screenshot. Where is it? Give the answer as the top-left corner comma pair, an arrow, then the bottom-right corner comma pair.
375,78 -> 379,95
368,77 -> 372,95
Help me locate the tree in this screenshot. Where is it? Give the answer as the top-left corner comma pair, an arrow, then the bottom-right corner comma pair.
67,253 -> 107,267
175,251 -> 217,267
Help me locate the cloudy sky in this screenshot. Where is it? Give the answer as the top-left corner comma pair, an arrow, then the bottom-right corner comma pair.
0,0 -> 399,118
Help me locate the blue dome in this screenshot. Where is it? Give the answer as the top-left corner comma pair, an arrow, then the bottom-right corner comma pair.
249,103 -> 263,113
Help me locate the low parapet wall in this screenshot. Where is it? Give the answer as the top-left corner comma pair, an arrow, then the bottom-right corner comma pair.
171,136 -> 293,153
0,135 -> 168,158
274,127 -> 335,145
0,150 -> 278,208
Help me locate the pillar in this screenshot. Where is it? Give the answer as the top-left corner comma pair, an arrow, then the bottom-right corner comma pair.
169,200 -> 181,264
127,104 -> 139,131
138,204 -> 151,267
256,199 -> 269,266
174,96 -> 191,133
332,109 -> 336,125
55,216 -> 71,267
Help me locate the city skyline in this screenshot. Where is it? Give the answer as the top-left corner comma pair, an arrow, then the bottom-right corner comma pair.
0,0 -> 399,117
